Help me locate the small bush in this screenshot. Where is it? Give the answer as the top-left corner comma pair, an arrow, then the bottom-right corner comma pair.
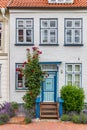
79,113 -> 87,124
24,117 -> 32,124
72,114 -> 80,123
60,85 -> 85,112
0,114 -> 9,124
11,102 -> 18,110
61,114 -> 70,121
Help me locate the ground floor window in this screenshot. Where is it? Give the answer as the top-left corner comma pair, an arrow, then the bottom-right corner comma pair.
15,63 -> 27,90
66,63 -> 82,87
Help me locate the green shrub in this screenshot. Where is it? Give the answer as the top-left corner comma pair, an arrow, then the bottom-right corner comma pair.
24,117 -> 32,124
0,114 -> 9,124
79,113 -> 87,124
61,114 -> 70,121
60,85 -> 85,112
72,114 -> 80,123
11,102 -> 18,110
0,120 -> 5,125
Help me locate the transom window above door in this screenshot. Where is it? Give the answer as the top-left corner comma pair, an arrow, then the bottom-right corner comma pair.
40,19 -> 58,45
64,18 -> 83,46
16,18 -> 34,45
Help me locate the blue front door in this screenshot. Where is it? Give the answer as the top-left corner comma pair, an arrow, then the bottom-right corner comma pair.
42,72 -> 57,102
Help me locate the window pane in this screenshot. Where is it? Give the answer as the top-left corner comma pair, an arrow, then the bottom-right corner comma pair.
41,30 -> 48,43
0,23 -> 2,30
18,21 -> 24,28
66,21 -> 72,28
26,20 -> 32,28
75,74 -> 80,81
67,74 -> 72,81
26,30 -> 32,42
18,30 -> 24,42
75,81 -> 80,87
66,29 -> 72,43
74,20 -> 81,28
75,65 -> 80,72
50,30 -> 56,43
67,65 -> 72,72
50,20 -> 56,27
41,21 -> 48,28
74,30 -> 80,43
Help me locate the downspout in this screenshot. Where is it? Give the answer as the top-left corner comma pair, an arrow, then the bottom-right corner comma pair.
1,8 -> 8,20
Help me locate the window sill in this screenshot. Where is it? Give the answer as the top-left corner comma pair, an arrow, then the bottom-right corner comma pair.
39,44 -> 59,46
15,89 -> 27,92
64,44 -> 83,46
15,44 -> 34,46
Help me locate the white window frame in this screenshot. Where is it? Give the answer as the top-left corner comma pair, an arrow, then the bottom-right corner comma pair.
66,64 -> 82,87
40,19 -> 58,45
16,18 -> 34,45
65,19 -> 82,45
16,64 -> 27,90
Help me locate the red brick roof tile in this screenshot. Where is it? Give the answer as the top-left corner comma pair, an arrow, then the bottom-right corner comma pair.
0,0 -> 10,8
8,0 -> 87,8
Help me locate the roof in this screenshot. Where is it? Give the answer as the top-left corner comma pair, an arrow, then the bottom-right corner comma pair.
0,0 -> 10,8
8,0 -> 87,8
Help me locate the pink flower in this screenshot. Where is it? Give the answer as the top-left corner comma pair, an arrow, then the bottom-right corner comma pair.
32,46 -> 38,51
19,73 -> 23,77
37,51 -> 42,54
26,48 -> 30,51
22,64 -> 24,67
23,61 -> 27,64
16,68 -> 20,71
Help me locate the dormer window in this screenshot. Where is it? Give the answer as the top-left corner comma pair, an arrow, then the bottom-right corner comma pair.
48,0 -> 74,4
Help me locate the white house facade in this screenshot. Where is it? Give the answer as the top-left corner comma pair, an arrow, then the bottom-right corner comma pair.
0,8 -> 9,103
8,0 -> 87,118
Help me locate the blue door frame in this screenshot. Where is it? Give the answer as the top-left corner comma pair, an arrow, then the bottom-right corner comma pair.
41,71 -> 57,102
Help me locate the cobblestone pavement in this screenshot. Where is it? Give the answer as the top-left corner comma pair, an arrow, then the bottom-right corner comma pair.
0,120 -> 87,130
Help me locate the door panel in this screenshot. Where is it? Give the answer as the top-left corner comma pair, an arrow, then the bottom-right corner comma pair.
42,72 -> 56,102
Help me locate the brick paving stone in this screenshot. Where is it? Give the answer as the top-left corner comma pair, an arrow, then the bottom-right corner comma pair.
0,120 -> 87,130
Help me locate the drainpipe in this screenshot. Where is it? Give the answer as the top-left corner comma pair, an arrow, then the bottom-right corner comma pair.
1,8 -> 8,20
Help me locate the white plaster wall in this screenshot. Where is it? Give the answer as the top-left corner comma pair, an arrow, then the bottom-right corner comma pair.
0,12 -> 9,103
10,9 -> 87,103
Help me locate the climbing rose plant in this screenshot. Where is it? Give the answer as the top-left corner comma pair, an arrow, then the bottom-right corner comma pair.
16,47 -> 43,109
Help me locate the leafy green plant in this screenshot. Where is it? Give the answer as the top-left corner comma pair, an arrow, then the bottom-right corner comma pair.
11,102 -> 18,110
72,114 -> 80,123
61,114 -> 70,121
0,114 -> 9,124
24,117 -> 32,124
16,47 -> 43,111
60,85 -> 85,112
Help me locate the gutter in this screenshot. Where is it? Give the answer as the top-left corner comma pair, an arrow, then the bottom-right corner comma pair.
1,8 -> 8,20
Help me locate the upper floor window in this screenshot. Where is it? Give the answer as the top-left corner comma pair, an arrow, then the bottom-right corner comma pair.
16,19 -> 34,45
64,18 -> 83,46
40,19 -> 58,45
66,64 -> 82,87
16,64 -> 27,90
0,22 -> 2,47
